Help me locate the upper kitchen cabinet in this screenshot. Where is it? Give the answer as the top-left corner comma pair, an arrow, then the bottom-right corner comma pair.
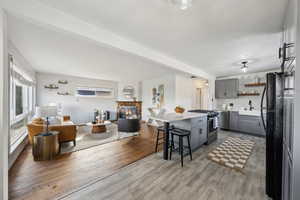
215,79 -> 239,99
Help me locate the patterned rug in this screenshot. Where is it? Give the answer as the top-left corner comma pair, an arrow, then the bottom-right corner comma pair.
60,124 -> 139,154
207,137 -> 255,171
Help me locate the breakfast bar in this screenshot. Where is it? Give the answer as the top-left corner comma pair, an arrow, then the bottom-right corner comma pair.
149,112 -> 208,160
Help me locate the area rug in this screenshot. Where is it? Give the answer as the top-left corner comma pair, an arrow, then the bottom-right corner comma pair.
60,124 -> 139,154
207,137 -> 255,171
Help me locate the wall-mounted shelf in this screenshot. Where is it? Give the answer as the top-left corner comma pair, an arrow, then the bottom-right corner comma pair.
44,84 -> 59,89
57,92 -> 71,96
58,80 -> 68,84
238,93 -> 260,96
244,83 -> 266,87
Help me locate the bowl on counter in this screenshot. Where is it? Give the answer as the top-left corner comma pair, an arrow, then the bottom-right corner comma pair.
175,106 -> 185,114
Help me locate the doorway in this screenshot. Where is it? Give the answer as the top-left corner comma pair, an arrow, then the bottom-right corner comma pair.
192,79 -> 209,110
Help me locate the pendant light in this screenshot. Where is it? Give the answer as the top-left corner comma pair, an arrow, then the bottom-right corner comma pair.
241,61 -> 248,73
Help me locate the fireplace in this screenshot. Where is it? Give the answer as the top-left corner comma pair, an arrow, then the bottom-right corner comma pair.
116,101 -> 142,133
116,101 -> 142,119
118,106 -> 138,119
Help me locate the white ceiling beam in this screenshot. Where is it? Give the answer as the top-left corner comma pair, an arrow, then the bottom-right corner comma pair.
2,0 -> 215,79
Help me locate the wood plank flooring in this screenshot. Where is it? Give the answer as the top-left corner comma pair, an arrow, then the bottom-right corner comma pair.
9,123 -> 158,200
60,130 -> 268,200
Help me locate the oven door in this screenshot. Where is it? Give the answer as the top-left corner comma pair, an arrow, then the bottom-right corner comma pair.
206,117 -> 218,145
208,117 -> 218,132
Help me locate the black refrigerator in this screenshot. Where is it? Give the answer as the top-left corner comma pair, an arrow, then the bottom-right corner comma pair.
262,72 -> 284,200
262,71 -> 295,200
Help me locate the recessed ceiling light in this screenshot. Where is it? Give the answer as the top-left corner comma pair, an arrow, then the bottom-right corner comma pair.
171,0 -> 193,10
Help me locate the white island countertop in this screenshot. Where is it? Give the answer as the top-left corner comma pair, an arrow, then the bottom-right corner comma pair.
149,112 -> 207,123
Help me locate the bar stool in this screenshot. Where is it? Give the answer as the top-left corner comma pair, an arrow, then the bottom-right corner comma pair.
169,128 -> 192,167
155,126 -> 165,152
155,125 -> 174,152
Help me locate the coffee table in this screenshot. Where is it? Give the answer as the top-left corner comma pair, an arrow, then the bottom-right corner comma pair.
86,121 -> 111,134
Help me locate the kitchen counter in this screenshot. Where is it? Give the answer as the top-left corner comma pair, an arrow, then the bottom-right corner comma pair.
149,112 -> 207,122
149,112 -> 208,160
217,109 -> 265,117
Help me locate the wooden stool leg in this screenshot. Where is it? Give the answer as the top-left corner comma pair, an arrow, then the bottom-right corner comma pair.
155,130 -> 160,152
179,136 -> 183,167
187,135 -> 192,160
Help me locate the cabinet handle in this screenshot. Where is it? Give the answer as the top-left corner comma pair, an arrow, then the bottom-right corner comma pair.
199,129 -> 202,134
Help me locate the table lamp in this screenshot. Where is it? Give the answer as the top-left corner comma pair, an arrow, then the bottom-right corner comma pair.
35,106 -> 58,133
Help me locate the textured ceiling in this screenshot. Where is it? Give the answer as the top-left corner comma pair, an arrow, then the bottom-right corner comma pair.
36,0 -> 286,76
8,15 -> 184,82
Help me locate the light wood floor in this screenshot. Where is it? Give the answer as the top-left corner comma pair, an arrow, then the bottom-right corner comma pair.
9,123 -> 158,200
60,130 -> 268,200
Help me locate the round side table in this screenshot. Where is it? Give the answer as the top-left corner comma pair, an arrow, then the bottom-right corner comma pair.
32,131 -> 60,161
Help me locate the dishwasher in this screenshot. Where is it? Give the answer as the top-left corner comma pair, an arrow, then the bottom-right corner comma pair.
217,111 -> 230,130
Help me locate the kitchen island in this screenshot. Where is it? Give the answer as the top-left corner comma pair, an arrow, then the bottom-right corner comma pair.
149,112 -> 207,160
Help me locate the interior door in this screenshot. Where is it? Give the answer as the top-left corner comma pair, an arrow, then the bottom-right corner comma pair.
195,88 -> 202,109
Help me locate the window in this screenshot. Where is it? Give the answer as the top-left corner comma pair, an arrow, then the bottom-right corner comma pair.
15,85 -> 23,116
9,56 -> 36,151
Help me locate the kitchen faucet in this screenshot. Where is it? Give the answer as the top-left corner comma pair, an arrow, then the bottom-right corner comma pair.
249,100 -> 254,111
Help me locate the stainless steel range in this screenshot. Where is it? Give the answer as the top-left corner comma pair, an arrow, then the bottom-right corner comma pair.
189,110 -> 219,144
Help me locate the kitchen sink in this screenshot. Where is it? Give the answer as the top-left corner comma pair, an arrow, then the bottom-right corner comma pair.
238,110 -> 261,116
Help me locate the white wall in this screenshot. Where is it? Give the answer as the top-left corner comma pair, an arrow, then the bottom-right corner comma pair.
142,74 -> 215,120
8,41 -> 36,82
175,75 -> 194,111
175,75 -> 215,111
37,73 -> 118,123
117,81 -> 141,101
142,74 -> 176,120
216,70 -> 279,110
0,9 -> 9,200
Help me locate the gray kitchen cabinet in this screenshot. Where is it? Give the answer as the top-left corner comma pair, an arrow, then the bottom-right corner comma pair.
224,112 -> 266,136
199,118 -> 207,145
238,115 -> 265,136
215,79 -> 239,99
215,79 -> 226,98
229,111 -> 239,131
225,79 -> 239,98
173,116 -> 207,151
190,127 -> 201,151
190,117 -> 207,150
